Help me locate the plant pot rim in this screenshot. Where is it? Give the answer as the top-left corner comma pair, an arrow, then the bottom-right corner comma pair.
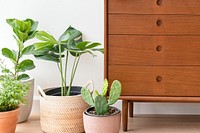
39,86 -> 82,98
21,77 -> 34,82
0,107 -> 19,118
0,107 -> 19,114
84,106 -> 121,117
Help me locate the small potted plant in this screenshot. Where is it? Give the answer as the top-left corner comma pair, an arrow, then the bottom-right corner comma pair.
32,26 -> 103,132
81,79 -> 122,133
0,60 -> 29,133
1,18 -> 38,123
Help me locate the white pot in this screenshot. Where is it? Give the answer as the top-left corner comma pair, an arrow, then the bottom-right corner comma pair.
18,78 -> 34,123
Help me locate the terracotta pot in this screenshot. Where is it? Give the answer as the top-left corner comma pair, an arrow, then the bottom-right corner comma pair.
38,86 -> 89,133
18,78 -> 34,123
83,107 -> 121,133
0,108 -> 19,133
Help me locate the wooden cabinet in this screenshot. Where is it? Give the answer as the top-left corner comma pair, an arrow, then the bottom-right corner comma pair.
105,0 -> 200,131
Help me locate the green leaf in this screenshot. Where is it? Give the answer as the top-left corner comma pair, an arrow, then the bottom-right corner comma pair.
27,30 -> 37,40
81,87 -> 94,106
59,26 -> 82,42
36,31 -> 57,44
1,48 -> 16,63
17,74 -> 30,80
94,90 -> 100,99
108,80 -> 122,105
26,18 -> 38,33
34,54 -> 60,62
17,59 -> 35,72
76,41 -> 91,50
102,79 -> 108,96
32,42 -> 54,55
92,48 -> 104,54
94,95 -> 109,115
22,45 -> 35,55
50,44 -> 65,53
85,42 -> 101,49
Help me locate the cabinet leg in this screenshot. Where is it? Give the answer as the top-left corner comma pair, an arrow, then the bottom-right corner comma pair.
122,100 -> 128,132
129,101 -> 134,117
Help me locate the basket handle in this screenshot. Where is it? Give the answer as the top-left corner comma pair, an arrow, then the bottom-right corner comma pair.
38,86 -> 47,98
83,80 -> 94,93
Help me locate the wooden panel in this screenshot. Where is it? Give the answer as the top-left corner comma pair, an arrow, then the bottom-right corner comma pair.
104,0 -> 108,78
108,66 -> 200,96
109,0 -> 200,15
120,96 -> 200,103
109,14 -> 200,35
109,35 -> 200,65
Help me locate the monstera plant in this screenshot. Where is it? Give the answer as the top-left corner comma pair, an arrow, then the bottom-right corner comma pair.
33,26 -> 103,133
32,26 -> 103,96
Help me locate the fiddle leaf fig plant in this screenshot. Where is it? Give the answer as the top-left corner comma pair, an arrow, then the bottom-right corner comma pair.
81,79 -> 122,115
31,26 -> 103,96
1,18 -> 38,80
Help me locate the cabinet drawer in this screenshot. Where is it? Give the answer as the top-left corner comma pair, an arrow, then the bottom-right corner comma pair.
108,0 -> 200,15
109,35 -> 200,65
108,66 -> 200,96
109,14 -> 200,35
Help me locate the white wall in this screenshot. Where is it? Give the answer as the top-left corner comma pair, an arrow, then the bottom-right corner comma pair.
1,0 -> 200,115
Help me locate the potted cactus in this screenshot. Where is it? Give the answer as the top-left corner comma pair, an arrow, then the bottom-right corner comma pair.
1,18 -> 38,123
81,79 -> 122,133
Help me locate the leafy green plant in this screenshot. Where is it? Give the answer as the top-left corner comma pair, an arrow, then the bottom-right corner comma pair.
1,18 -> 38,80
81,79 -> 122,115
31,26 -> 103,96
0,60 -> 30,112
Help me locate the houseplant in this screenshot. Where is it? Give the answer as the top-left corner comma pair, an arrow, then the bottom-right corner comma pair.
34,26 -> 103,132
81,79 -> 122,133
1,18 -> 38,122
0,60 -> 29,133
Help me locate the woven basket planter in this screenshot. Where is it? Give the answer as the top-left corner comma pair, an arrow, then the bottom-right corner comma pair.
38,86 -> 89,133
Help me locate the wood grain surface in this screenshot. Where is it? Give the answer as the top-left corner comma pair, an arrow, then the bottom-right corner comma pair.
109,14 -> 200,35
109,0 -> 200,15
109,66 -> 200,96
109,35 -> 200,65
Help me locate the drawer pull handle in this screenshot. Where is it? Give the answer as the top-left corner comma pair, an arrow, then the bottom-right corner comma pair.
156,19 -> 162,27
156,45 -> 162,52
156,0 -> 162,6
156,76 -> 162,82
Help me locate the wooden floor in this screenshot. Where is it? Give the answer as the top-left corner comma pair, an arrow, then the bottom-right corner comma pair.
16,114 -> 200,133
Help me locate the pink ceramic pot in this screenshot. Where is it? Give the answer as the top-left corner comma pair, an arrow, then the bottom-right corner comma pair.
83,107 -> 121,133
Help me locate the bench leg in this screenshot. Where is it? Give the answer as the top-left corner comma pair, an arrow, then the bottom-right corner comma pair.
129,101 -> 134,117
122,100 -> 128,131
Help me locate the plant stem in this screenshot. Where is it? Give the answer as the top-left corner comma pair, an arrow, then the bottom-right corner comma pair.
14,41 -> 22,79
64,50 -> 68,92
67,54 -> 81,96
58,43 -> 65,96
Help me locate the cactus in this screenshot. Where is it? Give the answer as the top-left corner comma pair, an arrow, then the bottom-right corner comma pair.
81,79 -> 122,115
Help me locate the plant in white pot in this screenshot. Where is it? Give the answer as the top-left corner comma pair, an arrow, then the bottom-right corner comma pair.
81,79 -> 122,133
32,26 -> 103,133
0,60 -> 30,133
1,18 -> 38,123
